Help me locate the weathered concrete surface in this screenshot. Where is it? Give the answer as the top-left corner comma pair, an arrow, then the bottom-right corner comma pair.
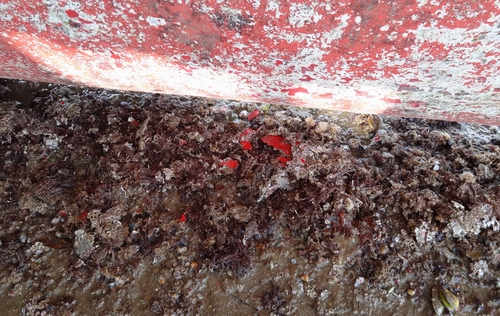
1,1 -> 500,125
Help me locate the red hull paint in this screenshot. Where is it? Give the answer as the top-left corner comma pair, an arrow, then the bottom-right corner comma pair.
1,1 -> 500,125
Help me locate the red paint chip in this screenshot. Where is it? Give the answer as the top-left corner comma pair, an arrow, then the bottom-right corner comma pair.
79,212 -> 88,221
240,140 -> 252,150
261,135 -> 292,156
180,214 -> 186,223
248,109 -> 260,121
220,159 -> 239,169
242,127 -> 256,135
65,10 -> 79,18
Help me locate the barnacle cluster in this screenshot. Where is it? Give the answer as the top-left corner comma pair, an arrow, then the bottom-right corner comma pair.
0,79 -> 500,314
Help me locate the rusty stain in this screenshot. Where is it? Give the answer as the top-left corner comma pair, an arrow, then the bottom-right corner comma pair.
0,0 -> 500,125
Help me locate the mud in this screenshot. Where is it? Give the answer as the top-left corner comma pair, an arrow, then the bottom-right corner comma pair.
0,79 -> 500,315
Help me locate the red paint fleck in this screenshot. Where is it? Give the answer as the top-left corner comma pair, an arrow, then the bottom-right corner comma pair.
300,158 -> 306,164
261,135 -> 292,156
59,211 -> 67,217
131,120 -> 139,126
478,86 -> 492,93
220,159 -> 239,169
179,139 -> 187,146
285,66 -> 295,75
318,93 -> 333,98
373,136 -> 381,141
65,9 -> 79,18
79,212 -> 88,221
181,55 -> 191,61
180,214 -> 186,223
302,64 -> 317,72
418,41 -> 451,60
61,101 -> 65,105
136,208 -> 142,214
299,75 -> 314,82
78,17 -> 92,24
281,87 -> 309,96
242,127 -> 256,135
110,52 -> 120,60
494,88 -> 500,93
240,140 -> 252,150
275,60 -> 283,66
355,90 -> 369,97
381,98 -> 402,104
408,101 -> 428,108
248,109 -> 260,121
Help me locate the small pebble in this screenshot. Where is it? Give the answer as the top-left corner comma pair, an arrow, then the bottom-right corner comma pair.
300,274 -> 309,283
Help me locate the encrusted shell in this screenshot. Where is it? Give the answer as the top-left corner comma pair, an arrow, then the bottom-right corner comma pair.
431,287 -> 445,315
440,287 -> 459,311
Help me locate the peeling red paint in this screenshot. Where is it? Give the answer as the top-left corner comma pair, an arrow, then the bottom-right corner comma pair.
1,0 -> 500,125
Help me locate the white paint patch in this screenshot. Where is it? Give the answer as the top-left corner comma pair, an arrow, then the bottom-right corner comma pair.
251,0 -> 260,9
434,5 -> 449,19
417,0 -> 428,8
45,3 -> 100,41
380,25 -> 389,31
0,3 -> 14,21
146,16 -> 167,27
199,4 -> 213,14
30,14 -> 47,32
234,43 -> 247,49
220,6 -> 255,28
355,16 -> 361,24
387,32 -> 398,41
266,0 -> 282,19
288,3 -> 323,28
321,14 -> 350,48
